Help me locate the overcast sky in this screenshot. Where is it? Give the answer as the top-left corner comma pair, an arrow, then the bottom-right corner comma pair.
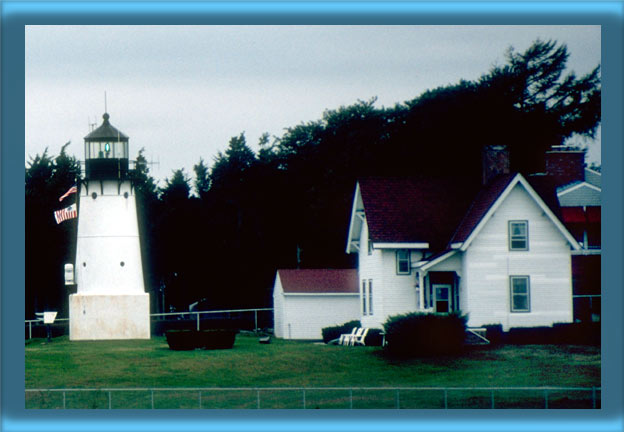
25,25 -> 601,185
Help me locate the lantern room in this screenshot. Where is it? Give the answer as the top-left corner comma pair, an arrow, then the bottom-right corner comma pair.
84,113 -> 129,180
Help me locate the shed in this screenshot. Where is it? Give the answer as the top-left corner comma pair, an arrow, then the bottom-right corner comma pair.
273,269 -> 360,340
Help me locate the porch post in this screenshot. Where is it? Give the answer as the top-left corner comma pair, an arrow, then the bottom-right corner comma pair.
418,271 -> 425,311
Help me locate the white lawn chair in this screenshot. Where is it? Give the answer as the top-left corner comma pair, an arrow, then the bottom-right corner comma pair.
338,327 -> 358,346
352,328 -> 369,346
346,328 -> 365,346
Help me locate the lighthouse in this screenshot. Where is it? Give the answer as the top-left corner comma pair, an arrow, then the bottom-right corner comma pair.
69,113 -> 150,340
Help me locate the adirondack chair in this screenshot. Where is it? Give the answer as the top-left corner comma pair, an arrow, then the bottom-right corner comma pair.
352,328 -> 369,346
338,327 -> 358,345
346,328 -> 365,346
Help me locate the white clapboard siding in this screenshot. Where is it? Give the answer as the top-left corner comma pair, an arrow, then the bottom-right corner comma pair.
357,218 -> 385,329
463,183 -> 573,330
272,274 -> 360,340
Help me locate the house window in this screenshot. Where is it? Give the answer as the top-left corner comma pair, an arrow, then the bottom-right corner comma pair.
396,250 -> 411,275
362,280 -> 367,316
510,276 -> 530,312
368,279 -> 373,315
509,221 -> 529,251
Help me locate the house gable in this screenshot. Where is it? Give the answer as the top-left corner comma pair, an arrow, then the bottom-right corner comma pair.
455,174 -> 580,252
584,167 -> 601,188
557,182 -> 601,207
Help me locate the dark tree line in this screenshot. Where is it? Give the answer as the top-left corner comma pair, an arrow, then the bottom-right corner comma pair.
25,40 -> 601,317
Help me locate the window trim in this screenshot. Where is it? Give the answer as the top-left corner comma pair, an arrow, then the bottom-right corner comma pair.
368,279 -> 373,315
361,280 -> 367,316
396,250 -> 411,275
508,220 -> 529,251
510,275 -> 531,313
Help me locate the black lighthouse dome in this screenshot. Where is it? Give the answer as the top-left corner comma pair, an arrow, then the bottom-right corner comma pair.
84,113 -> 130,180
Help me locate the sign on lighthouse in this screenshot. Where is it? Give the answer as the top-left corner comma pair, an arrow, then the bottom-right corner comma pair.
69,113 -> 150,340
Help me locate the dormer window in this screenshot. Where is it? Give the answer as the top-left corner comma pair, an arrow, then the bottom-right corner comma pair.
509,221 -> 529,251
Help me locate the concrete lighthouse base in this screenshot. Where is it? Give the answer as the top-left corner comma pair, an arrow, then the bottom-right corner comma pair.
69,293 -> 150,340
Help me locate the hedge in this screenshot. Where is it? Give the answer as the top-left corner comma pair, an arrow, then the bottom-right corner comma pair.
383,312 -> 467,356
321,320 -> 361,344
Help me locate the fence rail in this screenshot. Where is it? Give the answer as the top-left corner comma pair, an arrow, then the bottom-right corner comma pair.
25,308 -> 274,339
25,386 -> 600,409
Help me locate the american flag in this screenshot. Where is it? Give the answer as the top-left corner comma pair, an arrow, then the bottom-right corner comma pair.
54,204 -> 77,224
59,185 -> 78,202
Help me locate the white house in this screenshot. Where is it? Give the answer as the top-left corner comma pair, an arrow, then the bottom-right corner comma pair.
346,172 -> 581,331
273,269 -> 360,339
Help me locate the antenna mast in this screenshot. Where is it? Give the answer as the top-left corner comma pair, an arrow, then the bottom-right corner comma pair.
104,91 -> 108,113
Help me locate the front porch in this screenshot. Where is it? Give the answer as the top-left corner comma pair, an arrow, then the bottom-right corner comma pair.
413,250 -> 463,314
416,270 -> 461,314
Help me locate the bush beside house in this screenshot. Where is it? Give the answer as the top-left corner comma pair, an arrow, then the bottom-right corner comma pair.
383,312 -> 467,356
321,320 -> 361,343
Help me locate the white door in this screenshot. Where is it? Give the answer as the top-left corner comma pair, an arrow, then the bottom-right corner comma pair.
433,284 -> 452,313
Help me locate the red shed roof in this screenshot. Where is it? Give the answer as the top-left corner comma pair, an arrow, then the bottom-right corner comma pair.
277,269 -> 358,294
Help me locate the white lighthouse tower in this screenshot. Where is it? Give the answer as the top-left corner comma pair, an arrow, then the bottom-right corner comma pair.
69,113 -> 150,340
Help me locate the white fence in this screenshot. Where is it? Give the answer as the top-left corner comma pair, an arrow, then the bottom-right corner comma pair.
25,308 -> 274,339
25,386 -> 601,409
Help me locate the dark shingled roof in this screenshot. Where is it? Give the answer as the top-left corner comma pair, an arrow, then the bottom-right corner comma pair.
359,173 -> 563,252
358,176 -> 479,251
84,113 -> 129,141
278,269 -> 358,294
450,174 -> 516,244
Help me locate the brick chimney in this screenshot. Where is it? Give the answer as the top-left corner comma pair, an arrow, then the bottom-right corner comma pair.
545,146 -> 586,187
482,145 -> 510,185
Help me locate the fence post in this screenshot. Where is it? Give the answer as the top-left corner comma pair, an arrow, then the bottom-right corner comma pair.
29,322 -> 32,340
196,313 -> 200,331
199,391 -> 202,409
443,389 -> 448,409
544,390 -> 549,409
302,389 -> 306,409
491,389 -> 495,409
151,390 -> 154,409
349,389 -> 353,409
254,310 -> 258,332
257,390 -> 260,409
108,391 -> 112,409
63,391 -> 66,409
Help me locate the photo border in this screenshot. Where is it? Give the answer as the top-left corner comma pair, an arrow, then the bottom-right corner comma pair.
4,2 -> 622,431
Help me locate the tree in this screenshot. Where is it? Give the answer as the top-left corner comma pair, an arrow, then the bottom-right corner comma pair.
25,144 -> 81,318
160,169 -> 191,204
131,148 -> 160,309
193,158 -> 211,200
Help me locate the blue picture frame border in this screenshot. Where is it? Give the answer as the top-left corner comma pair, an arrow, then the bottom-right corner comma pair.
3,2 -> 622,432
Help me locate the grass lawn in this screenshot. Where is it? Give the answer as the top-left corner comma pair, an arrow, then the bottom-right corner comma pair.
25,334 -> 600,409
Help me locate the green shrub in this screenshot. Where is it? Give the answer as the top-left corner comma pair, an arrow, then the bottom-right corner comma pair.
552,322 -> 600,345
321,320 -> 361,344
363,328 -> 385,347
383,312 -> 467,356
483,324 -> 504,346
